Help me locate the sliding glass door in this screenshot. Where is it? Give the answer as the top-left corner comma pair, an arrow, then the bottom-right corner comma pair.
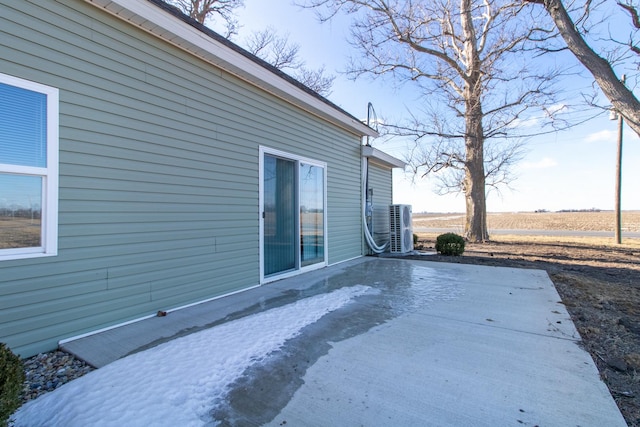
263,155 -> 296,276
261,148 -> 326,280
300,163 -> 324,267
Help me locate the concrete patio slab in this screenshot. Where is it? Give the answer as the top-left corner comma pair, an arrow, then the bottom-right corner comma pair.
265,264 -> 616,426
61,257 -> 626,426
61,258 -> 368,367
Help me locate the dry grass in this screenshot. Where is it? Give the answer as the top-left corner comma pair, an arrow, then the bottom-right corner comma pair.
414,210 -> 640,232
417,231 -> 640,249
0,217 -> 41,249
492,234 -> 640,248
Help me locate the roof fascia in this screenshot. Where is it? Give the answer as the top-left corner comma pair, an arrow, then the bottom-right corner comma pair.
83,0 -> 378,138
362,145 -> 406,169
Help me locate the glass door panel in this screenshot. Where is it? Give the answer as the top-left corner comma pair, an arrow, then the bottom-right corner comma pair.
263,155 -> 296,276
300,163 -> 324,267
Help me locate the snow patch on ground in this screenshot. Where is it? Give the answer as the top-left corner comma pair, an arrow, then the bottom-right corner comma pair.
12,285 -> 372,427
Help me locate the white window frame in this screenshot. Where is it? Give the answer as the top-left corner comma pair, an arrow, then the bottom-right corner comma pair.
259,146 -> 328,284
0,73 -> 59,261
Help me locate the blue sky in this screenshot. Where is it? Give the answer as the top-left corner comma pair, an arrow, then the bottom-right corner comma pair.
234,1 -> 640,213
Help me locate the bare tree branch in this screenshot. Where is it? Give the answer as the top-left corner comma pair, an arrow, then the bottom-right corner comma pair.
527,0 -> 640,136
295,66 -> 336,96
302,0 -> 562,241
245,28 -> 302,70
619,2 -> 640,29
168,0 -> 243,37
168,3 -> 336,96
244,28 -> 335,96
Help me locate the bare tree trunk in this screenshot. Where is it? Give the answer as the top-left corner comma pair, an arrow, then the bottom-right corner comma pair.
464,97 -> 490,242
461,0 -> 489,242
306,0 -> 555,236
533,0 -> 640,136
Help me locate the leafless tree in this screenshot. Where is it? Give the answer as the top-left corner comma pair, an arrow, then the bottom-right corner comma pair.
245,28 -> 335,96
245,28 -> 303,70
301,0 -> 561,241
526,0 -> 640,137
168,3 -> 335,96
167,0 -> 244,37
295,66 -> 336,96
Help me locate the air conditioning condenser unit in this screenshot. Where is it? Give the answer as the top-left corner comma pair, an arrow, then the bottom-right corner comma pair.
389,204 -> 413,253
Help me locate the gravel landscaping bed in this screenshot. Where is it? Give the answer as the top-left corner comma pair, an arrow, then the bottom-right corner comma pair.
20,350 -> 94,403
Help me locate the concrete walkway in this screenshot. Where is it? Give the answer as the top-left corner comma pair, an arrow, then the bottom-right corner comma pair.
62,258 -> 626,426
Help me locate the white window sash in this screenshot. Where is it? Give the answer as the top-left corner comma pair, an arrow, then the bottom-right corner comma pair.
0,73 -> 59,261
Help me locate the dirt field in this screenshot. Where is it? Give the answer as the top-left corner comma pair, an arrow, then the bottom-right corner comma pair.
413,211 -> 640,426
0,217 -> 41,249
414,210 -> 640,232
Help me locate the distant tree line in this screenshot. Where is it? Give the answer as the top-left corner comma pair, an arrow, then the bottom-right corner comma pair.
557,208 -> 602,213
0,208 -> 41,219
535,208 -> 602,213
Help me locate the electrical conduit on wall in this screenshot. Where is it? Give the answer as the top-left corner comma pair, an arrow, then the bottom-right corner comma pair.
362,157 -> 387,254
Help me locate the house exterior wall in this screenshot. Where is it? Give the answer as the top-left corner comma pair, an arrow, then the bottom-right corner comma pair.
367,162 -> 394,250
369,163 -> 393,212
0,0 -> 366,357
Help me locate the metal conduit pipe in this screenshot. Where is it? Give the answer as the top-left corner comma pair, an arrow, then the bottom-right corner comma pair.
362,157 -> 388,254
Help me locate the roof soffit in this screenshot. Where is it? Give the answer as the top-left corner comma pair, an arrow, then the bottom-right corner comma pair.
362,145 -> 406,169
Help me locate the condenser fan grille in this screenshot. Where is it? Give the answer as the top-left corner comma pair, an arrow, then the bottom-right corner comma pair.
389,204 -> 413,253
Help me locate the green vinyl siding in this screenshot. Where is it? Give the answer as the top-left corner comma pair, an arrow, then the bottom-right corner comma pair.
369,163 -> 394,209
0,0 -> 366,357
368,162 -> 394,251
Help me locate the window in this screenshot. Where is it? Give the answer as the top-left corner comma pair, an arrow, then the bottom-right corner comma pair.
260,147 -> 327,282
0,73 -> 59,260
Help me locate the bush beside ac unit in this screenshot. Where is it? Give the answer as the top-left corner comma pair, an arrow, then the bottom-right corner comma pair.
389,204 -> 413,253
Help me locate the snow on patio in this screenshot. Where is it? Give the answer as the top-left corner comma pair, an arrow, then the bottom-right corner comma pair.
11,285 -> 373,427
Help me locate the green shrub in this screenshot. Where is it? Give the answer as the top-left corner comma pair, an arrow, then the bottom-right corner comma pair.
413,233 -> 419,246
435,233 -> 466,256
0,343 -> 24,427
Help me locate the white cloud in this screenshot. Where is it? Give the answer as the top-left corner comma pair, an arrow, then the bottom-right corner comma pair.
510,116 -> 540,129
585,129 -> 616,143
544,103 -> 569,116
520,157 -> 558,170
510,104 -> 569,130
